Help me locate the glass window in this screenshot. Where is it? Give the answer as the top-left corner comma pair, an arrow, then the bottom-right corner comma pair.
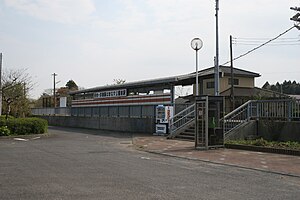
228,78 -> 239,86
206,81 -> 214,89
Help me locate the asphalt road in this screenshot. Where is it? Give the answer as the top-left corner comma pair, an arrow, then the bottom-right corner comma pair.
0,127 -> 300,200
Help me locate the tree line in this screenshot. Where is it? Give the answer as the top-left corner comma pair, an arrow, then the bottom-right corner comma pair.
262,80 -> 300,95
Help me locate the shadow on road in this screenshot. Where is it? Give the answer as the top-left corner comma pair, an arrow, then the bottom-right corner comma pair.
48,126 -> 150,139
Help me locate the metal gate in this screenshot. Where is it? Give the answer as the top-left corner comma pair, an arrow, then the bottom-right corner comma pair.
195,96 -> 224,150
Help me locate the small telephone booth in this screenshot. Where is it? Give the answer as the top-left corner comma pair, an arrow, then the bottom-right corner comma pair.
195,96 -> 224,149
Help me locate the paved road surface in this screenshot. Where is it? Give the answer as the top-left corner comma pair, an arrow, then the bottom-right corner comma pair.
0,127 -> 299,200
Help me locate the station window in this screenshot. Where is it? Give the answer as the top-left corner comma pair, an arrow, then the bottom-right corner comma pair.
228,78 -> 239,86
206,81 -> 214,89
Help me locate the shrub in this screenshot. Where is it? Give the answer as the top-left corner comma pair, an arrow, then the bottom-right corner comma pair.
0,117 -> 48,135
226,138 -> 300,150
251,138 -> 268,146
0,126 -> 11,136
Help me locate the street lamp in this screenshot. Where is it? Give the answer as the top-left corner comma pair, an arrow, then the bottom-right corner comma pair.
191,38 -> 203,96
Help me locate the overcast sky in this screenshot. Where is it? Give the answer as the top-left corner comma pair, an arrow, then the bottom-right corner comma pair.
0,0 -> 299,98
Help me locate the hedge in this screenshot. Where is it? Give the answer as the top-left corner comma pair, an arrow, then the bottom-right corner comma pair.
226,138 -> 300,151
0,117 -> 48,136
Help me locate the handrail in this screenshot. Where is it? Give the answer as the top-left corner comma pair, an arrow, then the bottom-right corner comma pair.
224,99 -> 300,137
168,103 -> 195,138
173,103 -> 194,117
223,100 -> 252,119
223,100 -> 254,137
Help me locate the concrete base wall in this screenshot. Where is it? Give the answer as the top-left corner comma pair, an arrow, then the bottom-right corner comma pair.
40,116 -> 155,134
226,120 -> 257,141
258,120 -> 300,142
226,120 -> 300,142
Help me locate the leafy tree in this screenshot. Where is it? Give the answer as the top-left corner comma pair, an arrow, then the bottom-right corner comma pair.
1,68 -> 34,118
34,80 -> 80,108
264,80 -> 300,95
262,81 -> 270,89
113,79 -> 126,85
65,79 -> 78,90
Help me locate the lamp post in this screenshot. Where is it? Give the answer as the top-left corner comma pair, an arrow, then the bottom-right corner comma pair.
191,38 -> 203,96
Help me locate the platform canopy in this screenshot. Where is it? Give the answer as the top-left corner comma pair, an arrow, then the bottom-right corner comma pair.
69,66 -> 260,95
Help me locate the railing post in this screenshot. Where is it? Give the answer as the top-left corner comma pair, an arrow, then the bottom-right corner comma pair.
195,103 -> 198,148
288,100 -> 292,122
205,97 -> 209,150
247,102 -> 250,120
256,101 -> 259,119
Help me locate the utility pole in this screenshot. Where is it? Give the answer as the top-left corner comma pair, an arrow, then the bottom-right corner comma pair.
229,35 -> 235,110
214,0 -> 220,96
52,73 -> 58,108
0,53 -> 2,116
290,6 -> 300,30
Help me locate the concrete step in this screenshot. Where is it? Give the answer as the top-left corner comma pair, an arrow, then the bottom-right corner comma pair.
181,132 -> 195,136
184,129 -> 195,133
175,131 -> 196,141
175,134 -> 195,140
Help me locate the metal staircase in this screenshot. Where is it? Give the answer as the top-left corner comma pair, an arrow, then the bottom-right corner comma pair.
168,99 -> 300,141
173,122 -> 195,140
167,104 -> 196,140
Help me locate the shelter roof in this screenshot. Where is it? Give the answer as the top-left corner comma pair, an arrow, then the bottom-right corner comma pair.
69,66 -> 260,95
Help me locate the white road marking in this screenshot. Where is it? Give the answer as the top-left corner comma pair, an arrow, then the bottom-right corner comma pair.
140,157 -> 151,160
13,138 -> 28,141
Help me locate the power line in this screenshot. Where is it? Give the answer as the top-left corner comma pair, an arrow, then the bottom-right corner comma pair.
233,39 -> 300,44
222,25 -> 297,65
233,36 -> 300,44
233,38 -> 300,45
233,37 -> 300,41
233,43 -> 300,46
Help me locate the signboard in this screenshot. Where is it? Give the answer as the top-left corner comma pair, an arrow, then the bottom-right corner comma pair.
60,97 -> 67,107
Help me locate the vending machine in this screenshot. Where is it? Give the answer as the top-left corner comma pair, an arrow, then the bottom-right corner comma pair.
155,105 -> 174,135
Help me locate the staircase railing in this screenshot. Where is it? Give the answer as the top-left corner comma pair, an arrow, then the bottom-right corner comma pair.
223,100 -> 251,136
168,103 -> 195,138
223,99 -> 300,137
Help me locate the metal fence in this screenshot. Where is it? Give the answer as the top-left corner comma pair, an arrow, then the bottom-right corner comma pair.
32,105 -> 157,118
224,99 -> 300,136
249,99 -> 300,120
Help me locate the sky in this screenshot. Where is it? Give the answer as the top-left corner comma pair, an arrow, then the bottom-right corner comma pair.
0,0 -> 299,99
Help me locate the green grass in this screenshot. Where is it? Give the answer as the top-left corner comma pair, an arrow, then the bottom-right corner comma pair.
226,138 -> 300,150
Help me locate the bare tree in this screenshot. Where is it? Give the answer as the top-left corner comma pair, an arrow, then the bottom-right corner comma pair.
113,79 -> 126,85
175,86 -> 191,98
1,68 -> 34,118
